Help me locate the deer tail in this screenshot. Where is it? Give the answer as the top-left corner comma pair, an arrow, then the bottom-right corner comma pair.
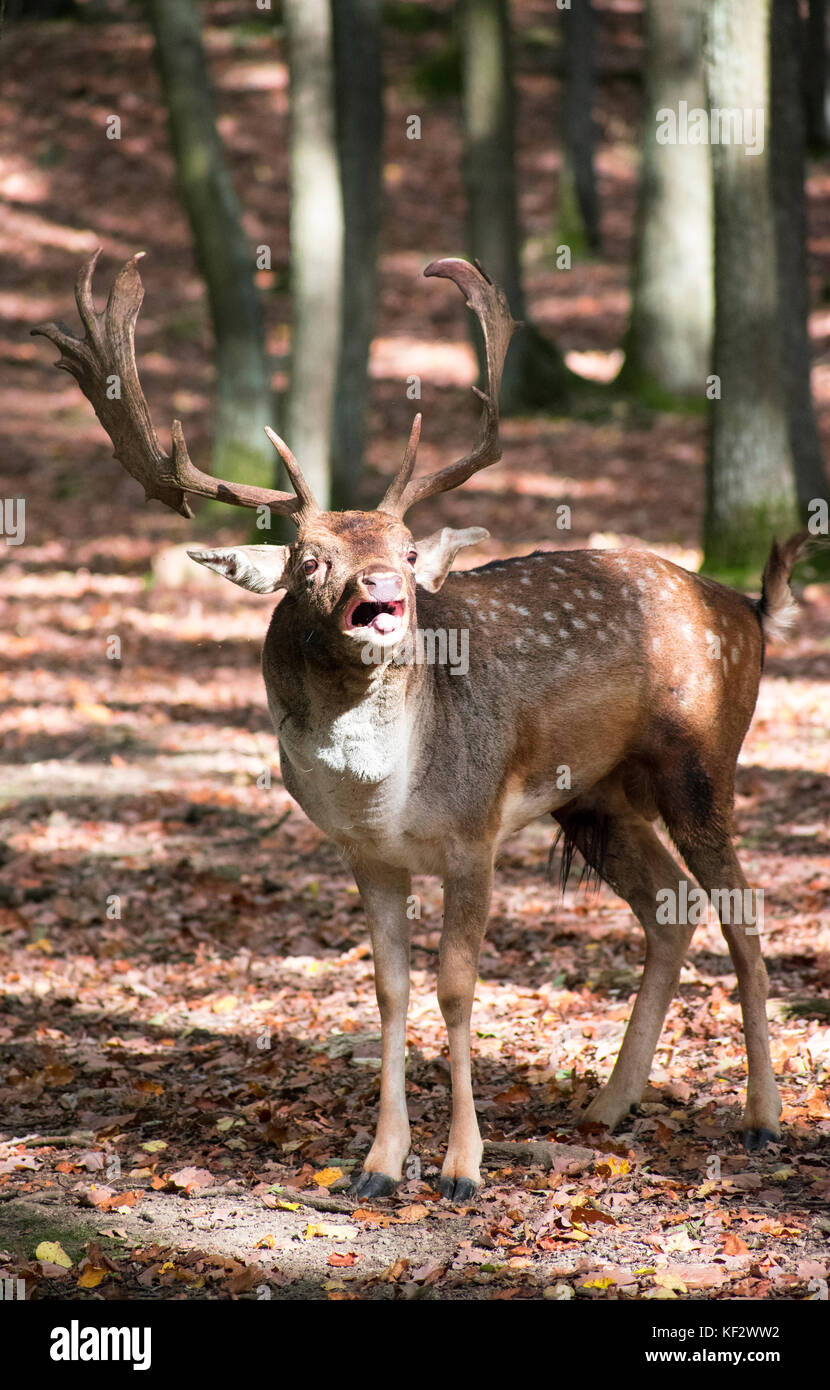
756,530 -> 809,643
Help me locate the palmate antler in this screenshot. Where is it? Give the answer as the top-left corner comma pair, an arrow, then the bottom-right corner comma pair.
32,251 -> 516,525
378,257 -> 519,519
31,249 -> 317,524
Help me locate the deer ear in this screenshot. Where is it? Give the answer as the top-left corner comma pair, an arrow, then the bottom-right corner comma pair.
187,545 -> 291,594
413,527 -> 489,593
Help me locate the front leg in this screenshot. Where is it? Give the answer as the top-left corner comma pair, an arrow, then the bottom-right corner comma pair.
348,860 -> 412,1199
437,857 -> 492,1201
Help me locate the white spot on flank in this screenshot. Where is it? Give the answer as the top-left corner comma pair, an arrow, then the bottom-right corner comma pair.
554,566 -> 567,575
563,601 -> 574,611
538,633 -> 551,645
543,611 -> 555,621
572,617 -> 586,629
520,576 -> 530,585
589,588 -> 602,599
731,646 -> 739,663
559,628 -> 569,640
587,612 -> 599,622
573,588 -> 584,599
517,606 -> 529,616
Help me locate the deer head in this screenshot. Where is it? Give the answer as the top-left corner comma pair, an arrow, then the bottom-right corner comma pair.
32,255 -> 517,667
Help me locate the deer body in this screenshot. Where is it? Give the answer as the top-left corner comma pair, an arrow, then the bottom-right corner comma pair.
34,253 -> 807,1201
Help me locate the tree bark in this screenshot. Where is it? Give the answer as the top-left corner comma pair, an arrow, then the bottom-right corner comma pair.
804,0 -> 828,150
624,0 -> 712,399
145,0 -> 275,502
284,0 -> 344,510
703,0 -> 800,579
771,0 -> 830,515
330,0 -> 383,510
558,0 -> 601,254
459,0 -> 570,413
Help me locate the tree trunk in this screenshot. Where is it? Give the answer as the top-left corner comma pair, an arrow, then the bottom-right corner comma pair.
145,0 -> 275,505
459,0 -> 570,413
284,0 -> 344,511
772,0 -> 829,516
624,0 -> 712,399
558,0 -> 601,254
703,0 -> 800,580
330,0 -> 383,510
804,0 -> 828,149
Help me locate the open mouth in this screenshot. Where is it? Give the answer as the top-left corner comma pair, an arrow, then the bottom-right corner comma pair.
344,598 -> 406,636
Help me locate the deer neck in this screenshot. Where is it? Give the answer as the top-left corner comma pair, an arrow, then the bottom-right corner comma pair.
266,620 -> 433,787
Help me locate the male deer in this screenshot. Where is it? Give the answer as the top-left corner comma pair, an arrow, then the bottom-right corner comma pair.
35,253 -> 804,1199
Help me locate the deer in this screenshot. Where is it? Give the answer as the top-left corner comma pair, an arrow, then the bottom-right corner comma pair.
33,252 -> 806,1201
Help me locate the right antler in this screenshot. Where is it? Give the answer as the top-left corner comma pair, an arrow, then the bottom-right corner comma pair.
32,250 -> 317,522
378,258 -> 518,518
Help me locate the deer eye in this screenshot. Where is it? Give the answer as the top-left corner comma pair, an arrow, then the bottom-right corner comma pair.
406,550 -> 417,566
302,557 -> 318,576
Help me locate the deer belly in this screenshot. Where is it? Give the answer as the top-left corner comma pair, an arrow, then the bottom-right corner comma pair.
497,776 -> 568,841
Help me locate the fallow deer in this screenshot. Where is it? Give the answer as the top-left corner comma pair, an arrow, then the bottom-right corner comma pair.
34,253 -> 805,1199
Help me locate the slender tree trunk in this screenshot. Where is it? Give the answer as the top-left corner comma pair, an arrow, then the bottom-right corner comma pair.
145,0 -> 275,502
703,0 -> 800,579
459,0 -> 570,413
804,0 -> 828,149
331,0 -> 383,510
624,0 -> 712,398
772,0 -> 829,516
284,0 -> 344,510
558,0 -> 601,254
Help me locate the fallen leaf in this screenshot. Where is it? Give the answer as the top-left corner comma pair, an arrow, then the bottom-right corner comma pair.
35,1241 -> 72,1269
311,1167 -> 343,1188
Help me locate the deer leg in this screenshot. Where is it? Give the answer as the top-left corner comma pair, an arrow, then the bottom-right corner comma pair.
675,839 -> 781,1151
557,808 -> 697,1130
436,860 -> 493,1200
349,861 -> 412,1199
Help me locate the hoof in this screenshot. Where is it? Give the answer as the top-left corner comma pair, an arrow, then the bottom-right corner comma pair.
742,1127 -> 780,1154
348,1170 -> 398,1199
437,1176 -> 478,1203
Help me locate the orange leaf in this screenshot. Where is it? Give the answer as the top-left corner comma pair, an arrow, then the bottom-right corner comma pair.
723,1233 -> 750,1255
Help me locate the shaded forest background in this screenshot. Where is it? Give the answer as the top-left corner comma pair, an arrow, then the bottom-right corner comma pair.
0,0 -> 829,1303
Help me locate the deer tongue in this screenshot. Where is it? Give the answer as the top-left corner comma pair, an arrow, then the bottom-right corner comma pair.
373,609 -> 398,634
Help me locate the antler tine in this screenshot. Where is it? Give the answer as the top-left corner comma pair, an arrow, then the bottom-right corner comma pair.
264,426 -> 319,518
32,251 -> 307,521
377,258 -> 518,519
377,413 -> 422,516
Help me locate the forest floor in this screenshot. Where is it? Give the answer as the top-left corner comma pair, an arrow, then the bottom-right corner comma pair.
0,3 -> 829,1301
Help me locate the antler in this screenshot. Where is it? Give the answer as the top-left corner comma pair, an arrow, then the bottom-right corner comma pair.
378,258 -> 518,518
32,250 -> 317,523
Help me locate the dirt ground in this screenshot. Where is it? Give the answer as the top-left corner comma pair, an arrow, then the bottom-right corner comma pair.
1,3 -> 829,1301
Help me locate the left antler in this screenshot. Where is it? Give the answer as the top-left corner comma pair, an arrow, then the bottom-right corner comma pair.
32,249 -> 318,523
378,257 -> 518,518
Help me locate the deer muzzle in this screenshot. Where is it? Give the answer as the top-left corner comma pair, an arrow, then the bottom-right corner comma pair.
343,570 -> 407,637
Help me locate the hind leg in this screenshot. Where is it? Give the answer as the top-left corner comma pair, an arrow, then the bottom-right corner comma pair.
556,802 -> 698,1129
673,837 -> 781,1150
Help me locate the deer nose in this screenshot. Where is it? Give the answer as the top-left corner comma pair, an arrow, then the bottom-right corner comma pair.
361,570 -> 404,603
